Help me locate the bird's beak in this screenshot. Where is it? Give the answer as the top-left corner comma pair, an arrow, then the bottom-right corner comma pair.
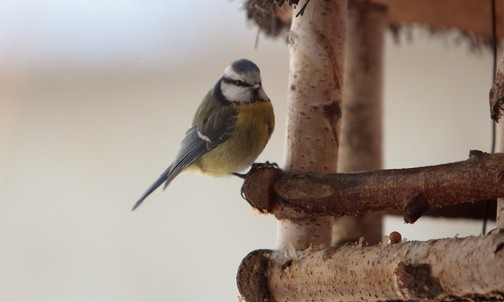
255,85 -> 269,102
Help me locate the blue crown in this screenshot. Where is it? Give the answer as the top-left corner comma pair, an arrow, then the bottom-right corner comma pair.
231,59 -> 260,74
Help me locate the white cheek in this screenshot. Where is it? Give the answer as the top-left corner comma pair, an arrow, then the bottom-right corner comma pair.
221,82 -> 251,103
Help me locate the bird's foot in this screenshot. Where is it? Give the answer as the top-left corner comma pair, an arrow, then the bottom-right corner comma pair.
233,162 -> 278,179
251,161 -> 279,170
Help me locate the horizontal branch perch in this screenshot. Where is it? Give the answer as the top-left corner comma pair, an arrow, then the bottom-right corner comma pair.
243,151 -> 504,222
237,232 -> 504,301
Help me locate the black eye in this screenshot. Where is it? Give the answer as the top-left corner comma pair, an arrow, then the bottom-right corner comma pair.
223,77 -> 251,87
233,80 -> 248,87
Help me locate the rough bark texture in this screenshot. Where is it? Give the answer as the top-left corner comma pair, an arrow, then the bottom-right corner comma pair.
278,0 -> 347,250
490,54 -> 504,122
333,1 -> 386,245
389,199 -> 497,220
498,120 -> 504,230
243,151 -> 504,222
493,53 -> 504,229
237,232 -> 504,302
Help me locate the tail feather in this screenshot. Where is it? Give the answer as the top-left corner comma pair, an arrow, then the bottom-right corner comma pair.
132,126 -> 209,211
132,165 -> 176,211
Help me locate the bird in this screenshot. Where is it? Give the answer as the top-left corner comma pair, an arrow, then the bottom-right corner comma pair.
132,59 -> 274,210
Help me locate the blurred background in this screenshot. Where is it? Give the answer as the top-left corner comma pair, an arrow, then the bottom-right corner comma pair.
0,1 -> 497,301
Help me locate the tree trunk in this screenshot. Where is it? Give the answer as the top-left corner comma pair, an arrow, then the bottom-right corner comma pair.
278,0 -> 347,250
333,1 -> 387,246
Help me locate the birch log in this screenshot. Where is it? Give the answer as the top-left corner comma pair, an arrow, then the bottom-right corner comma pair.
237,232 -> 504,301
334,1 -> 386,245
278,0 -> 347,250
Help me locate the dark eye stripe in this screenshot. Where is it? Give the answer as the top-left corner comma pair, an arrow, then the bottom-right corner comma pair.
222,77 -> 251,87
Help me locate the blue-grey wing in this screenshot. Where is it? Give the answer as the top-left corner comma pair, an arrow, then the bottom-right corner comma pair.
164,99 -> 237,187
168,93 -> 237,180
193,88 -> 237,148
162,126 -> 209,189
132,126 -> 208,211
132,89 -> 237,210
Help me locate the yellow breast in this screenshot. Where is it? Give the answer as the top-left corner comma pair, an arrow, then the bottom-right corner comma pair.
192,101 -> 274,175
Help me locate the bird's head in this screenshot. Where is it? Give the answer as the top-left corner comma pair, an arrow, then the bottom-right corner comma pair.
219,59 -> 269,103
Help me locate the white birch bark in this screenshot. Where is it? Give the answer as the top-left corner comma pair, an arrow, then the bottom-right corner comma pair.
278,0 -> 347,251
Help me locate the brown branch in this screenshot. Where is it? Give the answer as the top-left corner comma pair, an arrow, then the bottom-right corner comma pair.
237,232 -> 504,301
243,151 -> 504,223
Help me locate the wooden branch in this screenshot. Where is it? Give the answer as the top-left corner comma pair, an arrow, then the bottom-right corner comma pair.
237,232 -> 504,301
243,151 -> 504,223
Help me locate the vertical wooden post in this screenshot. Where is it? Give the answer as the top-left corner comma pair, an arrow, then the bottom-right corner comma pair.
278,0 -> 347,250
498,130 -> 504,229
492,53 -> 504,229
333,2 -> 387,245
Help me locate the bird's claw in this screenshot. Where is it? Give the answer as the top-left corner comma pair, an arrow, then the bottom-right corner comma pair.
232,172 -> 247,179
240,185 -> 247,200
251,161 -> 279,170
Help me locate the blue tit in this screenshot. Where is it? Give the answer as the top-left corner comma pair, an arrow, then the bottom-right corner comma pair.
132,59 -> 274,210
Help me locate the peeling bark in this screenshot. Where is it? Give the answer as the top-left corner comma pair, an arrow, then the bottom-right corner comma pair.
237,232 -> 504,301
242,151 -> 504,222
490,54 -> 504,121
278,0 -> 346,250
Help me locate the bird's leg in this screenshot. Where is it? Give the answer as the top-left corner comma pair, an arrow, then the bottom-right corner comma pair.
233,162 -> 279,179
